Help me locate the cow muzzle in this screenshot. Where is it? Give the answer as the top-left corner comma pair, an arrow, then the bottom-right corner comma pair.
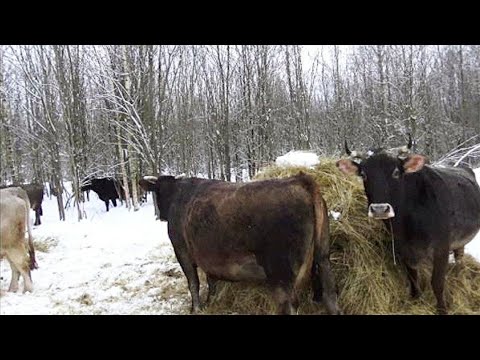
368,203 -> 395,219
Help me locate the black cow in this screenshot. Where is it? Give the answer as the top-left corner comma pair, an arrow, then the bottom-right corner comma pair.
0,183 -> 44,226
140,173 -> 340,315
337,140 -> 480,314
80,177 -> 120,212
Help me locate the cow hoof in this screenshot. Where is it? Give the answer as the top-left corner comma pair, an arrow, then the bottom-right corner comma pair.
410,290 -> 421,300
436,307 -> 448,315
190,305 -> 204,314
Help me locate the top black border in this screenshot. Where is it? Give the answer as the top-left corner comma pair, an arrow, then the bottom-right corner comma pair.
1,6 -> 478,45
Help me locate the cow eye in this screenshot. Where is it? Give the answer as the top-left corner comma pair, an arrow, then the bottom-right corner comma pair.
360,169 -> 367,181
392,168 -> 400,179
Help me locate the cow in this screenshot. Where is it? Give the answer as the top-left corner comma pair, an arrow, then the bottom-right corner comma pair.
139,173 -> 340,315
20,183 -> 44,226
0,187 -> 38,293
336,138 -> 480,314
80,177 -> 121,212
0,183 -> 44,226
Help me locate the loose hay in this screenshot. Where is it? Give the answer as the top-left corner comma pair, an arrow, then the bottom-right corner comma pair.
33,236 -> 59,253
201,159 -> 480,315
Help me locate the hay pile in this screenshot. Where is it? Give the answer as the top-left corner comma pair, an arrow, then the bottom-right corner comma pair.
201,159 -> 480,315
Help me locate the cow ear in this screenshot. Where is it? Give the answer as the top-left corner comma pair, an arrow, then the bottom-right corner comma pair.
139,176 -> 158,192
336,159 -> 359,176
403,154 -> 426,173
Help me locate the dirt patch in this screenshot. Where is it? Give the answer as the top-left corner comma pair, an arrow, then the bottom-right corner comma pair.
78,293 -> 94,306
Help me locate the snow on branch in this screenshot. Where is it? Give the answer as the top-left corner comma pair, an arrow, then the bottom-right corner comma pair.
435,136 -> 480,167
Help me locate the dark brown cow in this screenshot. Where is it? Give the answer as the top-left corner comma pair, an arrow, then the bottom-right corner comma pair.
140,173 -> 340,315
0,183 -> 44,225
21,183 -> 44,226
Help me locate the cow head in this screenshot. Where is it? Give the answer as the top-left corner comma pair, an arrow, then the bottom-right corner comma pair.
337,138 -> 427,220
139,175 -> 177,221
80,180 -> 92,192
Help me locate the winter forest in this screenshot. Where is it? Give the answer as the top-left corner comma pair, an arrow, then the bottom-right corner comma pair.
1,45 -> 479,220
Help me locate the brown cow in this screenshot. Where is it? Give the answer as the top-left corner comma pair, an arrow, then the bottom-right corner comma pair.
140,173 -> 340,315
0,183 -> 44,225
21,183 -> 44,226
0,187 -> 38,293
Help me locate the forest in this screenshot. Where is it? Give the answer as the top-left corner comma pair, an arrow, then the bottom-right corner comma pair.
1,45 -> 479,220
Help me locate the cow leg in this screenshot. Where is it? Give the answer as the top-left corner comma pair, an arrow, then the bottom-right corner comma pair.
311,241 -> 340,315
6,259 -> 20,292
173,248 -> 202,313
112,198 -> 117,207
272,285 -> 296,315
206,274 -> 218,304
6,248 -> 33,293
34,210 -> 41,226
431,246 -> 449,315
313,257 -> 340,314
185,265 -> 202,313
105,201 -> 109,212
261,254 -> 298,314
453,247 -> 465,264
311,263 -> 323,302
404,263 -> 421,299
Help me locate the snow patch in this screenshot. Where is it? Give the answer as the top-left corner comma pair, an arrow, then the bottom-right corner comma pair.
275,150 -> 319,168
329,211 -> 342,221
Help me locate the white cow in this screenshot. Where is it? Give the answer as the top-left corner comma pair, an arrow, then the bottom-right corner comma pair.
0,187 -> 38,293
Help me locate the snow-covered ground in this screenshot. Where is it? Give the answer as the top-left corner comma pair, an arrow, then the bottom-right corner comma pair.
1,191 -> 190,315
1,165 -> 480,315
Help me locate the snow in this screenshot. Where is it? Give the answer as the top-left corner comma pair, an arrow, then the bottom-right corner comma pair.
275,150 -> 320,168
329,211 -> 342,221
1,192 -> 189,315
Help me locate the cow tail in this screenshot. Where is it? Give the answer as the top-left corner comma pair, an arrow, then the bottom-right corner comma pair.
299,173 -> 339,313
308,177 -> 330,261
297,173 -> 329,257
24,198 -> 38,270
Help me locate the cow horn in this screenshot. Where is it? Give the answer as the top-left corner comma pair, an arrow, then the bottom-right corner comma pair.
344,140 -> 352,156
143,176 -> 158,184
407,133 -> 413,150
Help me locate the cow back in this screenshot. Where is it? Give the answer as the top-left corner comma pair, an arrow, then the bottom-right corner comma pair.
0,190 -> 28,251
